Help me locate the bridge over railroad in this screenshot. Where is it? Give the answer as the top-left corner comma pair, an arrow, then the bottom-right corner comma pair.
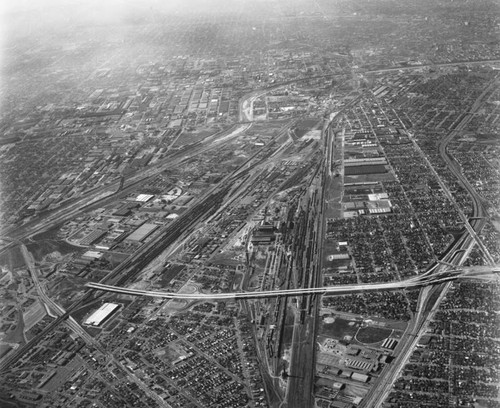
85,265 -> 500,301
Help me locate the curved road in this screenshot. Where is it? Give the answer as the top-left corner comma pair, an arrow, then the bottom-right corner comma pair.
85,265 -> 498,300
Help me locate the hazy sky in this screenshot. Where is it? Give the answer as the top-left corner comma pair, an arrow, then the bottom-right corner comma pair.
0,0 -> 233,21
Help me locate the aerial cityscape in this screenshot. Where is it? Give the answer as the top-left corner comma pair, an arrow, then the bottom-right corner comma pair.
0,0 -> 499,407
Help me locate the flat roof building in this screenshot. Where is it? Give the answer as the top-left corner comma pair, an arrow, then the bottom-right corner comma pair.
79,229 -> 107,246
82,251 -> 103,260
350,372 -> 370,383
126,223 -> 158,242
135,194 -> 154,202
84,303 -> 120,326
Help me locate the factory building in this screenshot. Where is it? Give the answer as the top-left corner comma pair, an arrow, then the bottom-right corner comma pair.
84,303 -> 120,327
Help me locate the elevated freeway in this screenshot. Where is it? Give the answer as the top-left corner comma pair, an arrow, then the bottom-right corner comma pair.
357,80 -> 498,406
85,265 -> 499,301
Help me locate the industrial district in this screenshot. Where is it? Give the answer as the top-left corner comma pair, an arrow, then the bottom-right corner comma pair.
0,1 -> 500,407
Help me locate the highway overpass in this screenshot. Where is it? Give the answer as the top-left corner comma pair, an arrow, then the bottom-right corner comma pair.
85,266 -> 499,301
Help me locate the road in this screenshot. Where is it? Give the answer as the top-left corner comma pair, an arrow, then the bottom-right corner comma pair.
19,243 -> 104,350
360,230 -> 482,407
0,121 -> 252,247
2,59 -> 497,247
17,243 -> 173,408
359,79 -> 498,407
2,58 -> 499,401
434,79 -> 498,264
362,58 -> 500,75
0,116 -> 298,373
85,256 -> 498,301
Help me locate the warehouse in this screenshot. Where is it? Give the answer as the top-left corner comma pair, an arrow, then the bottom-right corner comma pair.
79,229 -> 107,246
134,193 -> 154,203
84,303 -> 120,327
81,251 -> 103,260
350,372 -> 370,383
344,164 -> 387,176
126,223 -> 158,242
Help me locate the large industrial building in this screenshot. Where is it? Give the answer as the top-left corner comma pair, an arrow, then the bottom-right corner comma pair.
126,223 -> 159,242
84,303 -> 120,327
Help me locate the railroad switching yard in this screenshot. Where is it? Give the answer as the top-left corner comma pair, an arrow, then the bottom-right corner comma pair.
1,1 -> 500,407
